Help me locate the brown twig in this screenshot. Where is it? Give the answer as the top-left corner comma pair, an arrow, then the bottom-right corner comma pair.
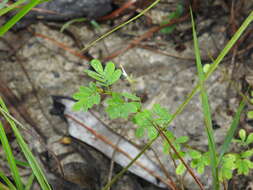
152,123 -> 205,190
99,0 -> 137,21
33,32 -> 90,61
102,14 -> 189,62
150,147 -> 179,190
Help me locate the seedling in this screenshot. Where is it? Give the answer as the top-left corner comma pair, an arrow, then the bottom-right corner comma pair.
72,59 -> 253,188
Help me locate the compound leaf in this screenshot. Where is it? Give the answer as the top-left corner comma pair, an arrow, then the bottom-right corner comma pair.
72,82 -> 100,112
85,59 -> 122,86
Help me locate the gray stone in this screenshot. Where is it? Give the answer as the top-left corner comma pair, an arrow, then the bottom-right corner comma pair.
12,0 -> 113,29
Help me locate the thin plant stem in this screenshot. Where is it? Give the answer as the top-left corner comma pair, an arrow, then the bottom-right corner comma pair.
80,0 -> 161,52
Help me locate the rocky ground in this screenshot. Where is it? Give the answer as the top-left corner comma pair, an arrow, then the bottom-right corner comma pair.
0,0 -> 253,189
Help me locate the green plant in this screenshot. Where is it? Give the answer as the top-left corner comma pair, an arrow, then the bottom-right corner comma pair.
219,129 -> 253,181
73,7 -> 253,190
0,97 -> 51,190
72,58 -> 251,189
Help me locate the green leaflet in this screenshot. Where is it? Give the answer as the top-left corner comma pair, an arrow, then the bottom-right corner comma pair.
85,59 -> 122,87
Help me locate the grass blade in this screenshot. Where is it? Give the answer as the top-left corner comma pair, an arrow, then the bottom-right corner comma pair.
0,170 -> 17,190
0,0 -> 27,17
218,100 -> 246,163
0,97 -> 52,190
0,121 -> 23,190
0,0 -> 42,36
190,8 -> 219,189
24,174 -> 35,190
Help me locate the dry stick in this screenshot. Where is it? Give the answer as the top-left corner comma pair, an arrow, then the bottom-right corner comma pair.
138,44 -> 210,62
33,32 -> 90,60
150,147 -> 178,190
99,0 -> 137,21
102,14 -> 189,62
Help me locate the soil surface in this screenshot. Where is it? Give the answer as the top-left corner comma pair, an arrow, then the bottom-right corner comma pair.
1,0 -> 253,190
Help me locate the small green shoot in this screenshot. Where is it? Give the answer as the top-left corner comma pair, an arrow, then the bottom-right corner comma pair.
233,129 -> 253,146
60,17 -> 86,32
160,3 -> 183,34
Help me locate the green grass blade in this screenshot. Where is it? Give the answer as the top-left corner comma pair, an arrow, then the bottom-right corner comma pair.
218,100 -> 246,163
0,170 -> 17,190
0,0 -> 27,17
206,11 -> 253,79
24,174 -> 35,190
60,17 -> 86,32
0,0 -> 42,36
0,121 -> 23,190
190,8 -> 219,189
15,160 -> 30,168
0,97 -> 52,190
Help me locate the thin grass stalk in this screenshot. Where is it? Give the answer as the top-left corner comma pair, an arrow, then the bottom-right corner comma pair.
0,0 -> 42,36
81,0 -> 161,52
190,8 -> 219,189
218,99 -> 246,163
0,97 -> 52,190
24,174 -> 35,190
0,0 -> 27,17
0,121 -> 23,190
